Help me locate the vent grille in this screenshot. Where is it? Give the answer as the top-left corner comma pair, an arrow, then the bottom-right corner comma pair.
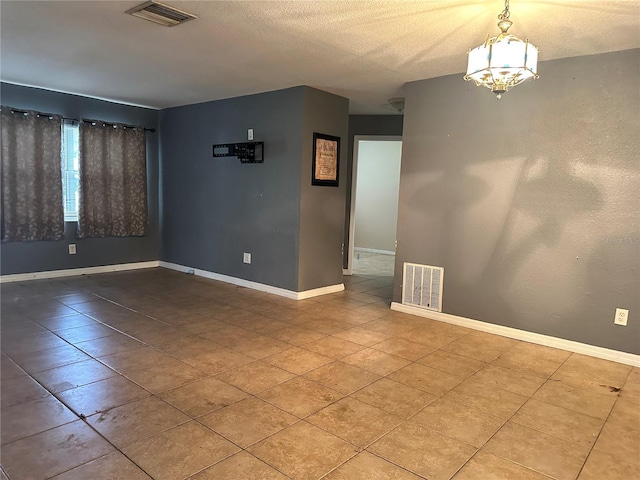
126,1 -> 197,27
402,262 -> 444,312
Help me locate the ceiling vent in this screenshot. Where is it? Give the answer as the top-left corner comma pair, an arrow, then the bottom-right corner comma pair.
126,1 -> 197,27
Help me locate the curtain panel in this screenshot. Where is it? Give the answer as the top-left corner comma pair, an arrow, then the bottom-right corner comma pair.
0,108 -> 64,242
77,122 -> 147,238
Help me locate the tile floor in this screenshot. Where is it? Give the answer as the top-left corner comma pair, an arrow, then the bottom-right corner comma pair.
1,268 -> 638,480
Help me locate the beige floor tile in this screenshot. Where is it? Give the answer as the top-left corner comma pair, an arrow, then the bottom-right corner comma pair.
50,451 -> 152,480
590,422 -> 640,466
1,374 -> 50,407
360,318 -> 418,336
98,346 -> 178,375
470,364 -> 546,397
388,363 -> 463,396
341,348 -> 410,376
30,358 -> 117,394
153,334 -> 221,358
215,361 -> 295,394
371,337 -> 435,361
608,397 -> 640,431
36,313 -> 97,331
248,421 -> 358,480
369,422 -> 476,480
492,342 -> 571,378
191,451 -> 289,480
353,377 -> 436,418
441,331 -> 519,362
54,323 -> 117,344
483,422 -> 588,480
258,376 -> 343,417
551,353 -> 632,395
332,327 -> 391,346
264,346 -> 333,374
578,449 -> 640,480
621,367 -> 640,404
1,420 -> 114,480
452,451 -> 552,480
1,395 -> 77,445
417,350 -> 486,377
124,360 -> 207,393
533,379 -> 616,420
56,375 -> 151,417
511,398 -> 604,448
308,396 -> 403,447
1,331 -> 68,356
1,354 -> 26,380
182,347 -> 255,375
303,361 -> 380,394
9,343 -> 91,374
325,451 -> 423,479
230,335 -> 291,359
86,396 -> 189,448
199,324 -> 260,348
443,377 -> 528,420
398,321 -> 470,349
410,397 -> 505,448
159,376 -> 248,417
267,326 -> 326,346
122,421 -> 239,480
301,317 -> 351,335
74,333 -> 144,357
199,396 -> 298,447
302,336 -> 365,359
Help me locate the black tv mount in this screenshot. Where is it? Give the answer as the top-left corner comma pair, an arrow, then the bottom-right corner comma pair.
212,142 -> 264,163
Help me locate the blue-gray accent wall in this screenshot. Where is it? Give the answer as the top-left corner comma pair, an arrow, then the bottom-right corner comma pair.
396,49 -> 640,354
160,86 -> 349,292
0,83 -> 160,275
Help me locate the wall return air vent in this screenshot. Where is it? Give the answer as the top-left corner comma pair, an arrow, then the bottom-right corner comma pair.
402,262 -> 444,312
126,1 -> 197,27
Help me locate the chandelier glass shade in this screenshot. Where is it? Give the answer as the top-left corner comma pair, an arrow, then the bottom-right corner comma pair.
464,1 -> 539,98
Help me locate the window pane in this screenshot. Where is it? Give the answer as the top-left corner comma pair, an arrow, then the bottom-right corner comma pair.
62,122 -> 79,221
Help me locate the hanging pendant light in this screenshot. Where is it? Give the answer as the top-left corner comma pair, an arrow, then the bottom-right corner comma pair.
464,0 -> 539,99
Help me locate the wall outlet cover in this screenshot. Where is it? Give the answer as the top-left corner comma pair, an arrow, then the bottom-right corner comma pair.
68,244 -> 77,255
614,308 -> 629,326
243,252 -> 251,264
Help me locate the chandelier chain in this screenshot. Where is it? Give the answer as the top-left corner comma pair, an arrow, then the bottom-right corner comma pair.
498,0 -> 510,20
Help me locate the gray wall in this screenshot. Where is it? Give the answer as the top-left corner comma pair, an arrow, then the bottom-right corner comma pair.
298,88 -> 349,291
0,83 -> 160,275
344,115 -> 404,267
161,86 -> 349,292
395,49 -> 640,354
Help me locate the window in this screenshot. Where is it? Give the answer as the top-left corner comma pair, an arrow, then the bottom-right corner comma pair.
62,122 -> 79,221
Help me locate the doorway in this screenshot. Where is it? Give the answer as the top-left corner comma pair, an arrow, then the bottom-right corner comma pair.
348,136 -> 402,276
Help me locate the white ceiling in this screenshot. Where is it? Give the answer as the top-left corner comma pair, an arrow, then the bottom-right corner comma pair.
1,1 -> 639,114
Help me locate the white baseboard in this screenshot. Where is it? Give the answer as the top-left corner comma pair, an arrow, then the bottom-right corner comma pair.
159,261 -> 343,300
391,302 -> 640,367
0,261 -> 160,284
354,247 -> 395,256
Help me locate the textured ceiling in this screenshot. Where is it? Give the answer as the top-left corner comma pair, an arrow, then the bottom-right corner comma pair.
1,1 -> 639,114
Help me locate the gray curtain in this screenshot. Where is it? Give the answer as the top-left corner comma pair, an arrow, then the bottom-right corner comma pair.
1,108 -> 64,242
77,122 -> 147,238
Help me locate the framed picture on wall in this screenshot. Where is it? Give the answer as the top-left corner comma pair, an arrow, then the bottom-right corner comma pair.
312,132 -> 340,187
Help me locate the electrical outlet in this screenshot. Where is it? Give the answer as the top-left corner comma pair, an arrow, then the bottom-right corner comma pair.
614,308 -> 628,326
243,252 -> 251,264
68,244 -> 76,255
248,129 -> 254,141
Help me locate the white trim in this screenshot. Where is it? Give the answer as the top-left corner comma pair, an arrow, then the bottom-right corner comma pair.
354,247 -> 395,256
159,261 -> 344,300
391,302 -> 640,367
347,135 -> 402,275
343,268 -> 350,275
0,261 -> 160,283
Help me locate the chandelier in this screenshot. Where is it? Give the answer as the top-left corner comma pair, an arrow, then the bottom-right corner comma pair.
464,0 -> 539,98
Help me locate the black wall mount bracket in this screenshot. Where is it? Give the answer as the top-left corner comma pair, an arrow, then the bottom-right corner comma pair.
212,142 -> 264,163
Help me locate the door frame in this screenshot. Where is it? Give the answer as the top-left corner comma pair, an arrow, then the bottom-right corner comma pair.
346,135 -> 402,275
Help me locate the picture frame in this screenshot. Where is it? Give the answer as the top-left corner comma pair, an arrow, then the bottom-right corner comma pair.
312,132 -> 340,187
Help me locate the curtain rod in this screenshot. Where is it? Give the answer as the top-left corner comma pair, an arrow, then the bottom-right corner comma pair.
3,107 -> 156,133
